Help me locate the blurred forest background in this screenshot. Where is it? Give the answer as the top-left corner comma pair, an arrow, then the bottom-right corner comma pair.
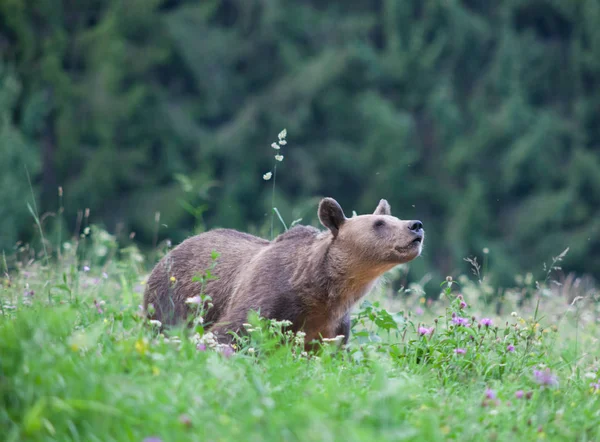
1,0 -> 600,288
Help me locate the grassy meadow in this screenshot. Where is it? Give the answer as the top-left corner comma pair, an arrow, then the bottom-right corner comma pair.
1,224 -> 599,442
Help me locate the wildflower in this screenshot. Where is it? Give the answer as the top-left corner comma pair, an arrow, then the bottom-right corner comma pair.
278,139 -> 287,145
178,414 -> 192,428
511,311 -> 518,317
185,295 -> 202,305
485,389 -> 496,400
480,318 -> 493,327
274,155 -> 284,162
271,142 -> 280,150
446,276 -> 452,282
515,390 -> 524,399
415,307 -> 424,316
196,343 -> 207,351
248,347 -> 255,354
459,301 -> 467,309
135,338 -> 149,355
483,248 -> 489,254
278,128 -> 287,140
419,297 -> 425,304
169,276 -> 176,283
452,316 -> 470,326
263,172 -> 272,180
322,335 -> 345,343
93,299 -> 104,314
454,348 -> 466,355
533,368 -> 559,387
507,344 -> 515,352
83,265 -> 90,272
220,345 -> 234,358
102,272 -> 108,279
418,326 -> 432,336
149,319 -> 162,327
584,372 -> 597,379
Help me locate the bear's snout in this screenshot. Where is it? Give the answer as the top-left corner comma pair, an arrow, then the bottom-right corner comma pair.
407,220 -> 423,233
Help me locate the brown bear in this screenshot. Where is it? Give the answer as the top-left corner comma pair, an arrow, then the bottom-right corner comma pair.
143,197 -> 424,347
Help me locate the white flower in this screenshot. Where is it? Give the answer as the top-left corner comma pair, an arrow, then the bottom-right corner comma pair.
271,143 -> 280,150
278,139 -> 287,145
149,319 -> 162,327
278,128 -> 287,140
248,347 -> 255,354
275,155 -> 283,162
322,335 -> 345,343
511,311 -> 518,317
263,172 -> 272,180
185,295 -> 202,305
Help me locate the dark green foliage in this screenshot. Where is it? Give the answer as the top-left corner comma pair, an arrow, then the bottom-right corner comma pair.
1,0 -> 599,288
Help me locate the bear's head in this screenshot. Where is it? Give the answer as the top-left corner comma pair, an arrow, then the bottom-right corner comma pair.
318,197 -> 424,266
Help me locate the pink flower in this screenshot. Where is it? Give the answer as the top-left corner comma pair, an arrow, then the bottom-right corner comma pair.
480,318 -> 493,327
515,390 -> 524,399
83,266 -> 90,272
459,301 -> 467,309
454,348 -> 466,355
485,388 -> 496,400
418,326 -> 432,336
507,344 -> 515,352
220,345 -> 234,358
452,316 -> 470,326
533,368 -> 558,387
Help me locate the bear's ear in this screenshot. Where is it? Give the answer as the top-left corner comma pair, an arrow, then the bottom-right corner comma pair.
318,198 -> 346,237
373,199 -> 391,216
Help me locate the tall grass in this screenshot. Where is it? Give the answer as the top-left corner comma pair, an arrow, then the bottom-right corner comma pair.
1,131 -> 599,441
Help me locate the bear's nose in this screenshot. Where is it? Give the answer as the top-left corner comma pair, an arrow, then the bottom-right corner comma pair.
408,220 -> 423,232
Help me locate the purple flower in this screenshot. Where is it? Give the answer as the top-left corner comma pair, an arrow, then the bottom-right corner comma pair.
83,265 -> 90,272
480,318 -> 493,327
459,301 -> 467,309
590,382 -> 600,391
93,299 -> 104,314
533,368 -> 559,387
196,343 -> 207,351
454,348 -> 466,355
507,344 -> 515,352
220,345 -> 235,358
452,316 -> 470,326
515,390 -> 524,399
485,388 -> 496,400
418,326 -> 432,336
415,307 -> 424,316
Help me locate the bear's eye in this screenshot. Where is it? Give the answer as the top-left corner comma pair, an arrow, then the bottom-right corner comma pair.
374,219 -> 386,228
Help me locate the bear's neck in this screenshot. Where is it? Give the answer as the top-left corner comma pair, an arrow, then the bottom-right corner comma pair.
318,238 -> 395,312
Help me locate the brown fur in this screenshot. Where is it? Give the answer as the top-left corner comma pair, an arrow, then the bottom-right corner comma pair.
143,198 -> 424,347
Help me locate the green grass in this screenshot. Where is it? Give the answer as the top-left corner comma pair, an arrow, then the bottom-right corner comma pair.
1,235 -> 599,442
